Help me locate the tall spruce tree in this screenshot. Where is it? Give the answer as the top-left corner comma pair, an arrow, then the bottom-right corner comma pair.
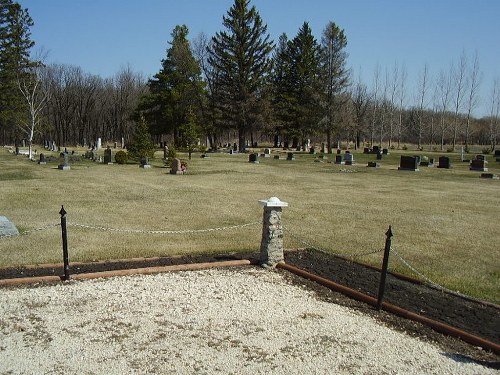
273,22 -> 322,148
140,25 -> 204,146
208,0 -> 273,152
320,21 -> 349,151
0,0 -> 37,143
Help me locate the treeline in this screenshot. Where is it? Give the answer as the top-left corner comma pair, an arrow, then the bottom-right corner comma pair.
1,0 -> 499,154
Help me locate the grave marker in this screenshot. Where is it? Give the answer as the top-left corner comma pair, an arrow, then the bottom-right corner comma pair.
367,161 -> 380,168
398,156 -> 419,171
0,216 -> 19,237
437,156 -> 452,169
286,152 -> 295,161
58,152 -> 70,170
38,153 -> 46,165
344,153 -> 354,165
140,157 -> 151,169
470,156 -> 488,171
170,158 -> 184,174
249,153 -> 259,163
104,147 -> 113,164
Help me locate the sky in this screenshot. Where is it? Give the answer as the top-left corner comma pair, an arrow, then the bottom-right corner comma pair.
18,0 -> 500,118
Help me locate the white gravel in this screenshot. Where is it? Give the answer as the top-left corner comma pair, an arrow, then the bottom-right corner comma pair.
0,267 -> 495,375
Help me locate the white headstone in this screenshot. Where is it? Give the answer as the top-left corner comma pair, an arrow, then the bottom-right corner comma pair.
0,216 -> 19,237
97,138 -> 102,150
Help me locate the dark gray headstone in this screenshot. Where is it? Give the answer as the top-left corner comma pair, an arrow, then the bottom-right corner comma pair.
140,157 -> 151,169
0,216 -> 19,237
438,156 -> 452,169
286,152 -> 295,161
104,147 -> 113,164
367,162 -> 380,168
398,156 -> 419,171
38,153 -> 46,165
470,159 -> 488,171
249,153 -> 259,163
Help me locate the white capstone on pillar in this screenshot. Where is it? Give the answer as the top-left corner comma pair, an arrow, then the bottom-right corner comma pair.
258,197 -> 288,268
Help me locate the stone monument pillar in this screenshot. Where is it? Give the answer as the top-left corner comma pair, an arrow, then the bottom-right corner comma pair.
258,197 -> 288,268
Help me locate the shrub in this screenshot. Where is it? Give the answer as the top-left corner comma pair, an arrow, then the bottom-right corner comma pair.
402,145 -> 408,150
482,148 -> 491,154
446,147 -> 454,153
115,150 -> 128,164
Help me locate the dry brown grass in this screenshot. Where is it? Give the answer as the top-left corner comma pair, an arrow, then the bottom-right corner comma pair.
0,145 -> 498,301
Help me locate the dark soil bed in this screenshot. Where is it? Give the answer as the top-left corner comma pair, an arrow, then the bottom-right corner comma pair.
0,248 -> 498,367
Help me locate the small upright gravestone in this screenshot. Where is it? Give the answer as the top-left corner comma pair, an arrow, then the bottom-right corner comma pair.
263,148 -> 271,157
437,156 -> 452,169
367,161 -> 380,168
398,156 -> 418,171
249,153 -> 259,163
335,155 -> 343,164
58,153 -> 70,170
140,157 -> 151,169
0,216 -> 19,237
286,152 -> 295,161
170,158 -> 184,174
38,153 -> 46,165
344,152 -> 354,165
470,156 -> 488,172
104,147 -> 113,164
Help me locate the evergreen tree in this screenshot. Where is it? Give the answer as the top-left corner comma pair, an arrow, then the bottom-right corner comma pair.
0,0 -> 37,143
127,115 -> 155,160
179,108 -> 202,160
208,0 -> 273,152
270,33 -> 292,142
272,22 -> 322,147
140,25 -> 204,146
320,21 -> 349,151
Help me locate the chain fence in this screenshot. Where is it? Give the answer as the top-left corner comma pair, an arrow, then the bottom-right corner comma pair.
283,225 -> 384,258
0,220 -> 261,239
67,221 -> 261,234
0,223 -> 60,239
284,225 -> 498,305
391,246 -> 499,305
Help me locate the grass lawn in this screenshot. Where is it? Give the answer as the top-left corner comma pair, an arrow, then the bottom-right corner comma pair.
0,145 -> 499,302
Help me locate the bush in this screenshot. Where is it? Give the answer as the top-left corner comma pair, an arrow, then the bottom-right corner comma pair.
402,145 -> 408,150
446,147 -> 454,153
115,150 -> 128,164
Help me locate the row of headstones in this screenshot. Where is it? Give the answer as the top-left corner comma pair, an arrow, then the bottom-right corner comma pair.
398,154 -> 491,171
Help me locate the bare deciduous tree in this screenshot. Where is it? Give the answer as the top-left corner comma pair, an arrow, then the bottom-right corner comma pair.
396,64 -> 407,148
463,51 -> 482,151
17,65 -> 49,159
488,78 -> 500,151
369,63 -> 381,146
415,63 -> 429,149
435,69 -> 452,150
451,52 -> 467,150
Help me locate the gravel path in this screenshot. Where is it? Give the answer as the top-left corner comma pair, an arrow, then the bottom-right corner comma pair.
0,267 -> 496,374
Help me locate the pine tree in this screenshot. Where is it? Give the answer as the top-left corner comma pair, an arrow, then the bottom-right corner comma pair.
272,22 -> 322,147
127,115 -> 155,160
208,0 -> 273,152
0,0 -> 37,143
320,21 -> 350,151
140,25 -> 204,147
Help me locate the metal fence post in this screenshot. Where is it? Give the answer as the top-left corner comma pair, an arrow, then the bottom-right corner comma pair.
377,225 -> 393,310
59,205 -> 70,281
